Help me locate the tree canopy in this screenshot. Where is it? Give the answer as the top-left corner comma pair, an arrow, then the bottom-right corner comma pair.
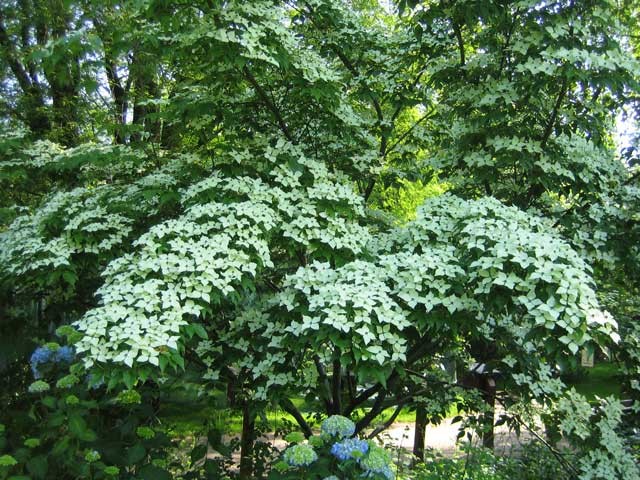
1,0 -> 640,479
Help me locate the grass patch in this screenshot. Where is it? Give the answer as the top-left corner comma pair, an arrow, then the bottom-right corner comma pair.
157,388 -> 313,437
156,366 -> 623,439
567,362 -> 622,400
156,381 -> 461,439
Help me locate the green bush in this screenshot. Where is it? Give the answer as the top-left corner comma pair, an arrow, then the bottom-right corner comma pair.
269,415 -> 396,480
408,443 -> 569,480
0,340 -> 175,480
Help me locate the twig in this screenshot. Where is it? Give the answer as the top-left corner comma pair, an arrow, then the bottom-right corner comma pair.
280,397 -> 313,438
383,109 -> 434,159
242,65 -> 294,143
367,403 -> 404,439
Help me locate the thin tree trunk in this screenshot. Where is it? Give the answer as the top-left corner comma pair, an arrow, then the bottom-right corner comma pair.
239,403 -> 256,480
0,9 -> 50,135
482,376 -> 496,450
412,406 -> 428,463
93,12 -> 130,145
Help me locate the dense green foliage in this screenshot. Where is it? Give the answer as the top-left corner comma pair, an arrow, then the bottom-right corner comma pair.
1,0 -> 639,478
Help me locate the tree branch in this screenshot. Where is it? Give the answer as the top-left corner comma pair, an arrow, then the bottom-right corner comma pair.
367,403 -> 404,439
390,68 -> 426,126
331,355 -> 342,415
280,397 -> 313,438
300,1 -> 386,202
242,65 -> 294,143
383,109 -> 434,159
452,19 -> 465,67
0,10 -> 35,94
406,335 -> 439,365
498,8 -> 521,77
355,389 -> 388,433
324,42 -> 384,125
540,74 -> 568,149
403,368 -> 580,478
625,169 -> 640,185
93,13 -> 129,143
344,336 -> 438,421
363,176 -> 377,202
314,355 -> 333,413
344,383 -> 382,416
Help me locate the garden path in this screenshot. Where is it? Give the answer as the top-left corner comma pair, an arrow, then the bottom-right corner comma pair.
214,405 -> 543,462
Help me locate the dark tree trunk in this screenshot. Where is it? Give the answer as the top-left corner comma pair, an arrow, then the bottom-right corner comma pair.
131,51 -> 160,144
46,1 -> 78,145
481,376 -> 496,450
104,58 -> 128,145
412,405 -> 428,463
48,76 -> 80,146
0,7 -> 50,135
239,403 -> 256,480
93,11 -> 130,145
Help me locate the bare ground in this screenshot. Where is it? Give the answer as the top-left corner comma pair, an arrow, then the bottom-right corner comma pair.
212,406 -> 545,463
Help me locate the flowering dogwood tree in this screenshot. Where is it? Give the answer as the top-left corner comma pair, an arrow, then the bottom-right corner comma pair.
0,0 -> 639,478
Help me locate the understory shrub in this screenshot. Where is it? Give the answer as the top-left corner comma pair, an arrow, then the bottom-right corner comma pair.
269,415 -> 396,480
0,339 -> 177,480
408,443 -> 567,480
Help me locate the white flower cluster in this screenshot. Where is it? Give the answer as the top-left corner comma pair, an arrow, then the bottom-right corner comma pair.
212,194 -> 618,399
73,142 -> 371,369
0,153 -> 200,292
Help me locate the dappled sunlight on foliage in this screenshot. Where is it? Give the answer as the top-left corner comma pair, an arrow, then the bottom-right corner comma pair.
0,0 -> 639,478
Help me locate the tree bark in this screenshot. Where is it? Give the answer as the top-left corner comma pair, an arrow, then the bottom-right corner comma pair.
412,406 -> 428,463
0,8 -> 50,135
481,376 -> 496,450
35,0 -> 80,146
93,12 -> 130,144
131,51 -> 160,143
239,403 -> 256,480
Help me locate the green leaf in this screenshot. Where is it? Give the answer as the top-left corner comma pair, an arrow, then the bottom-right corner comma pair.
206,429 -> 222,449
172,353 -> 185,371
69,417 -> 96,443
190,444 -> 207,465
51,436 -> 71,457
273,460 -> 289,472
158,354 -> 169,372
125,443 -> 146,465
192,324 -> 208,340
68,414 -> 87,439
26,456 -> 47,480
204,460 -> 223,479
370,367 -> 388,388
62,271 -> 77,286
123,370 -> 136,389
41,396 -> 56,409
138,464 -> 171,480
284,432 -> 304,443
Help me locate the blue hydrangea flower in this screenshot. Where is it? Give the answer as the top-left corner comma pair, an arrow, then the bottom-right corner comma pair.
86,373 -> 105,389
30,345 -> 75,378
321,415 -> 356,439
54,346 -> 75,363
323,476 -> 340,480
282,443 -> 317,467
363,465 -> 394,479
330,438 -> 369,461
360,446 -> 394,480
30,346 -> 53,378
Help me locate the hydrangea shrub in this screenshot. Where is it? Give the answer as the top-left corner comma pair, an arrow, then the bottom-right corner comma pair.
270,415 -> 395,480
